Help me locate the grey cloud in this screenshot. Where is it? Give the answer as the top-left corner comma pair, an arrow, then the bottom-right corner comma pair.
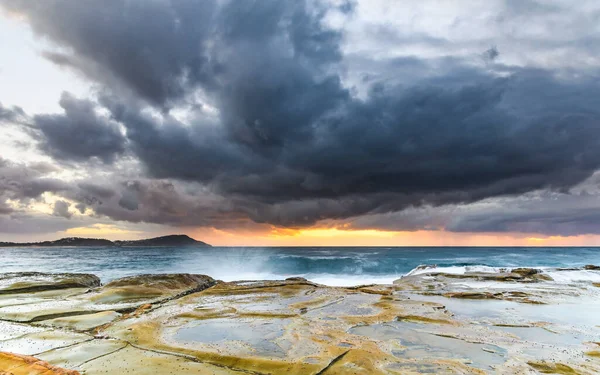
19,178 -> 70,198
69,182 -> 117,213
86,179 -> 246,228
0,156 -> 240,229
0,103 -> 26,123
118,181 -> 140,211
0,103 -> 11,120
341,207 -> 449,233
444,184 -> 600,236
502,0 -> 565,18
0,158 -> 73,236
52,200 -> 72,219
339,185 -> 600,237
0,158 -> 69,203
0,158 -> 76,230
4,0 -> 600,233
482,46 -> 499,62
0,202 -> 13,215
31,92 -> 126,163
98,67 -> 600,227
3,0 -> 220,107
27,162 -> 60,175
364,24 -> 450,49
0,212 -> 81,234
75,203 -> 86,214
77,183 -> 116,199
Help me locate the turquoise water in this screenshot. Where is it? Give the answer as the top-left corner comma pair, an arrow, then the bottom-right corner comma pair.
1,246 -> 599,286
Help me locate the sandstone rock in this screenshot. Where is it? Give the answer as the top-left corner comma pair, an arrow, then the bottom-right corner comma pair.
285,277 -> 308,282
527,361 -> 581,374
0,273 -> 100,295
1,273 -> 598,375
511,268 -> 540,277
444,291 -> 498,300
0,274 -> 215,325
36,340 -> 128,369
0,351 -> 80,374
103,273 -> 213,289
444,269 -> 552,282
584,265 -> 600,270
93,273 -> 216,304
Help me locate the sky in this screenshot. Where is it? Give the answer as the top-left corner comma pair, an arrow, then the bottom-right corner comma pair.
1,0 -> 600,246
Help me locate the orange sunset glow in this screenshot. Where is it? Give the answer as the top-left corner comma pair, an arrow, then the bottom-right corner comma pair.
52,223 -> 600,247
180,226 -> 600,247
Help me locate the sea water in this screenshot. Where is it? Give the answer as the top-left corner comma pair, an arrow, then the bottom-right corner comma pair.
1,246 -> 600,286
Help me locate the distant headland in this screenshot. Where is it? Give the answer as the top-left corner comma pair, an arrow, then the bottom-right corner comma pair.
0,234 -> 211,247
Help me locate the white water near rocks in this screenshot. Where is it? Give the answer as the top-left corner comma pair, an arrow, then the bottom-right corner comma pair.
1,246 -> 600,286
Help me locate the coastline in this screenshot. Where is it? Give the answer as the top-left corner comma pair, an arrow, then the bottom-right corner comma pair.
3,246 -> 600,289
1,267 -> 599,374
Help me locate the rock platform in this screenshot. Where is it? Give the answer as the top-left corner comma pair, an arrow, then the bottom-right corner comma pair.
1,267 -> 600,374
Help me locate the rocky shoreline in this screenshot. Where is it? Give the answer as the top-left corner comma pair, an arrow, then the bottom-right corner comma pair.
1,267 -> 599,374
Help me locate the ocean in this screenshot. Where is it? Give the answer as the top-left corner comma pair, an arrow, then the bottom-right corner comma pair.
2,246 -> 600,286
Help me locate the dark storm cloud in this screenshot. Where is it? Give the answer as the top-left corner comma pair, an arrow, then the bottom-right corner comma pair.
4,0 -> 600,231
77,183 -> 116,200
0,157 -> 69,203
482,46 -> 499,62
31,93 -> 126,163
98,68 -> 600,227
0,213 -> 82,234
442,177 -> 600,237
52,200 -> 72,219
0,155 -> 243,231
0,201 -> 13,215
448,206 -> 600,236
0,102 -> 26,123
0,158 -> 72,231
86,179 -> 248,228
0,104 -> 10,120
3,0 -> 220,107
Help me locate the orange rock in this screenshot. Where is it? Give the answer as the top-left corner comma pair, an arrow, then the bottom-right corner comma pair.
0,351 -> 80,375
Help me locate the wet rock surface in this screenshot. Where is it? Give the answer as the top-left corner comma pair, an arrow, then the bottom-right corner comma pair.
0,273 -> 101,294
0,273 -> 216,324
0,270 -> 599,374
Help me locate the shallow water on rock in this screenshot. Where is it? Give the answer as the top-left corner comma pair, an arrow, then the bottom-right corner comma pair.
174,317 -> 290,357
303,293 -> 380,317
408,293 -> 600,329
496,325 -> 585,347
350,321 -> 507,370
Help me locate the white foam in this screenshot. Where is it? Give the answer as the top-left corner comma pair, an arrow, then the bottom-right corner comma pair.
404,264 -> 600,285
201,270 -> 399,287
404,264 -> 503,277
544,269 -> 600,284
275,254 -> 357,260
305,274 -> 398,287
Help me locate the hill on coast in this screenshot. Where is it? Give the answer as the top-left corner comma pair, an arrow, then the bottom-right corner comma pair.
0,234 -> 210,247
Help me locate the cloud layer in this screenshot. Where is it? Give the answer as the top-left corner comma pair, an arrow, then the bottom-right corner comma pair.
2,0 -> 600,238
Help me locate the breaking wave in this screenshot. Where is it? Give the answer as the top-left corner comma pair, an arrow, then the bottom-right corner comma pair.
1,245 -> 600,287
